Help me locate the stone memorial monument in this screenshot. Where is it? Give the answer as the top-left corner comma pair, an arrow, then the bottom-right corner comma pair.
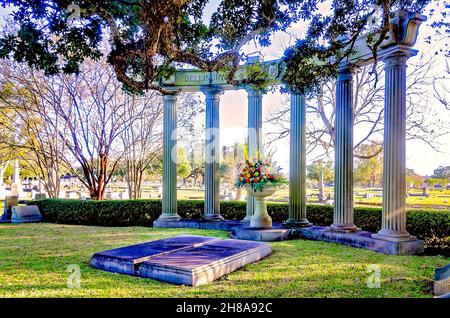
34,193 -> 47,200
91,235 -> 271,286
151,10 -> 426,254
11,205 -> 43,223
0,195 -> 19,223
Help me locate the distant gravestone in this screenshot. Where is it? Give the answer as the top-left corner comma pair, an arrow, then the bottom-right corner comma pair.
11,205 -> 42,223
0,195 -> 19,222
68,191 -> 81,199
434,264 -> 450,296
34,193 -> 47,200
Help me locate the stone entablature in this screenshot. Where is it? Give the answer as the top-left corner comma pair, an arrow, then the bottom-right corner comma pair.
159,10 -> 426,92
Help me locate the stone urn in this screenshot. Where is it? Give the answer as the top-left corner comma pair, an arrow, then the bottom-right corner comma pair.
248,186 -> 276,228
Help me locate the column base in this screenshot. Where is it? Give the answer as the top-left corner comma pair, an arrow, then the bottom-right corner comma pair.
330,223 -> 360,233
244,195 -> 254,223
203,214 -> 224,222
156,214 -> 181,222
372,229 -> 415,242
241,215 -> 252,223
250,215 -> 272,229
299,226 -> 424,255
283,218 -> 312,228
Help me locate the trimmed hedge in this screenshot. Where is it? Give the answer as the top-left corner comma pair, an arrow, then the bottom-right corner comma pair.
29,198 -> 449,255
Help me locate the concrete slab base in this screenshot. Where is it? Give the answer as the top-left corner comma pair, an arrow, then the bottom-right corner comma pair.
231,225 -> 291,242
434,264 -> 450,296
297,226 -> 424,255
139,239 -> 271,286
90,235 -> 271,286
153,219 -> 425,255
153,219 -> 242,231
90,235 -> 219,275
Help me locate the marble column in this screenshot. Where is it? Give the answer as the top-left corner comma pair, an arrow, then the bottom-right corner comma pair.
285,93 -> 311,227
157,92 -> 180,221
331,65 -> 358,232
243,87 -> 263,223
373,46 -> 417,242
202,86 -> 223,221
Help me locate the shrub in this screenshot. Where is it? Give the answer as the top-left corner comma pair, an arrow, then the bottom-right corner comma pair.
29,199 -> 449,255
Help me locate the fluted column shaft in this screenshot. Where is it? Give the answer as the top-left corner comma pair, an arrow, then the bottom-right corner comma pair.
159,93 -> 180,220
373,47 -> 417,242
331,65 -> 358,232
285,93 -> 311,227
244,87 -> 263,222
202,86 -> 223,221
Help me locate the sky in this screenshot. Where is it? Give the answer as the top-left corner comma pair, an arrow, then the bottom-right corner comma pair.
0,2 -> 449,176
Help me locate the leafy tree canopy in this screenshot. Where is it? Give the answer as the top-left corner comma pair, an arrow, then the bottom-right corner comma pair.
432,165 -> 450,179
0,0 -> 446,94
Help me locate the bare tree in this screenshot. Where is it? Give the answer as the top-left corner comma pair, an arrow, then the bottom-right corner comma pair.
267,55 -> 449,159
119,91 -> 204,198
0,61 -> 69,197
55,60 -> 134,200
120,93 -> 163,199
434,58 -> 450,111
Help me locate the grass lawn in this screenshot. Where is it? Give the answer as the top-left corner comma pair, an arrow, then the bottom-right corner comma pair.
0,223 -> 447,298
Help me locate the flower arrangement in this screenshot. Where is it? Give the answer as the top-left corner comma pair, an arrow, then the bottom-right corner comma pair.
235,158 -> 288,192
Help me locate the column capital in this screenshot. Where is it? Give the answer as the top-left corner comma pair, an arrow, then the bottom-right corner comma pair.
380,45 -> 418,68
337,63 -> 353,82
244,85 -> 264,97
290,91 -> 306,102
200,85 -> 224,99
163,91 -> 179,101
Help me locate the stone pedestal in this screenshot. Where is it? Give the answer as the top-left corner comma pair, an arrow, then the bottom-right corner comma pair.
372,46 -> 419,243
331,65 -> 358,232
158,93 -> 180,222
201,86 -> 223,221
249,188 -> 274,229
285,93 -> 312,227
231,226 -> 290,242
